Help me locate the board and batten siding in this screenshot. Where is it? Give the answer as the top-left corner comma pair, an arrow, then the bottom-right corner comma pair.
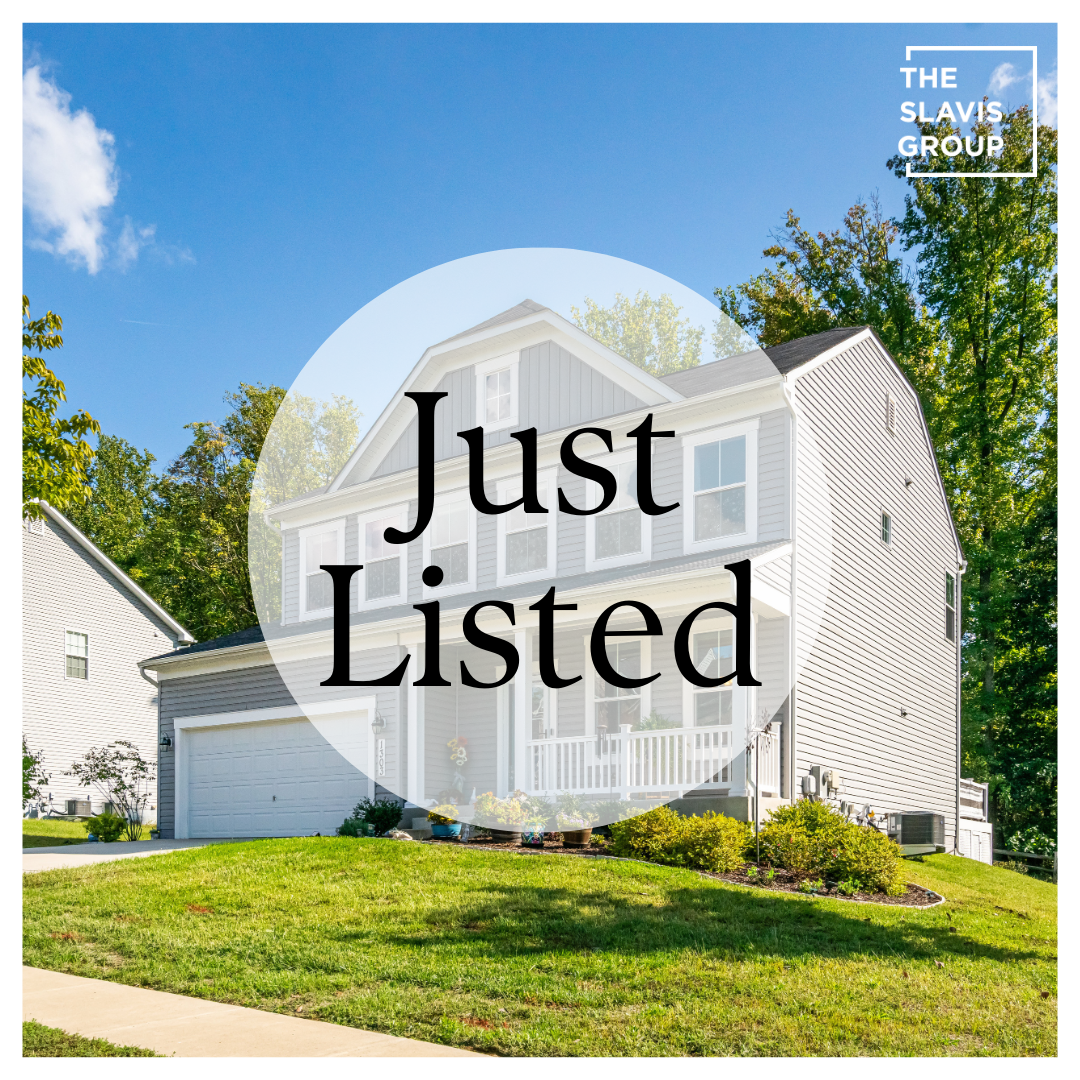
23,518 -> 180,811
792,336 -> 960,837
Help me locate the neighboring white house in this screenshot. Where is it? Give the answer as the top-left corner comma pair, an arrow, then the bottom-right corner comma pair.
23,502 -> 194,816
142,301 -> 989,861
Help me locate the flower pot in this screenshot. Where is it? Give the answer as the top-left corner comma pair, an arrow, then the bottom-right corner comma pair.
521,829 -> 545,847
489,829 -> 522,844
562,828 -> 593,848
431,823 -> 461,838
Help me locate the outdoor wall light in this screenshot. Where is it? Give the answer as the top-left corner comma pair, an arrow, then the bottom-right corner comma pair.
371,711 -> 387,736
160,732 -> 172,751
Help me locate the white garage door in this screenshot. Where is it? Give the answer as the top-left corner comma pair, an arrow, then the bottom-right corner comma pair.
186,718 -> 370,838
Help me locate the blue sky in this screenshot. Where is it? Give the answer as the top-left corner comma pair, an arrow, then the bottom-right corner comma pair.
23,22 -> 1057,465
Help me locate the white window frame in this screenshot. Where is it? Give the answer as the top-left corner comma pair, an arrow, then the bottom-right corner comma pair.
64,628 -> 89,681
298,518 -> 345,622
678,611 -> 739,732
421,489 -> 477,599
495,467 -> 558,587
681,418 -> 759,555
584,633 -> 653,735
584,446 -> 652,572
357,503 -> 409,611
474,352 -> 520,433
880,510 -> 893,547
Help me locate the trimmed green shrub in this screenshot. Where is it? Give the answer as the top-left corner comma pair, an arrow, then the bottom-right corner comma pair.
350,798 -> 402,835
758,798 -> 905,895
609,806 -> 752,873
84,812 -> 125,843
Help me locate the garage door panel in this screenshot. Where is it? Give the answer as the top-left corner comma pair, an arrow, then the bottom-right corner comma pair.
185,717 -> 372,838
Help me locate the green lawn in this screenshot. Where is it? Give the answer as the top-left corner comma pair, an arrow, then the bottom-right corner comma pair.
23,818 -> 155,848
23,1020 -> 159,1057
23,838 -> 1056,1056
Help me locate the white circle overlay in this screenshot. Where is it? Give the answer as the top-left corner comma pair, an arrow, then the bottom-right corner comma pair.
249,248 -> 832,832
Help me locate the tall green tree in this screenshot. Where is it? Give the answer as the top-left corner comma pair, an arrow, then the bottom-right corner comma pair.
22,296 -> 100,518
717,107 -> 1057,840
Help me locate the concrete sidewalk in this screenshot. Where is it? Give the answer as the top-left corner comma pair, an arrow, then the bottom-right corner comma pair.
24,967 -> 480,1057
23,838 -> 255,874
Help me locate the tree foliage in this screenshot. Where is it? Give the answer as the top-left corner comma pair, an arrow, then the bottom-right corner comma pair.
23,737 -> 50,810
22,296 -> 100,518
716,108 -> 1057,841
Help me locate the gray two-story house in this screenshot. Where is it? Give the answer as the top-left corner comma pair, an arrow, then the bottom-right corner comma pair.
142,300 -> 988,856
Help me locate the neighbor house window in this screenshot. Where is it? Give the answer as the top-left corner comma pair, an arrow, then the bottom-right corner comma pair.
945,572 -> 956,641
65,631 -> 88,680
429,500 -> 471,586
881,512 -> 892,545
682,420 -> 758,553
301,524 -> 342,615
593,640 -> 643,733
690,629 -> 733,727
474,353 -> 519,432
364,515 -> 403,602
595,461 -> 642,560
693,436 -> 746,541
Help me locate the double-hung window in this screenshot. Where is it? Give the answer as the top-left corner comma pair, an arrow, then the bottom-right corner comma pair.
423,494 -> 475,595
689,628 -> 733,727
360,505 -> 407,607
496,468 -> 557,586
299,520 -> 344,619
593,640 -> 645,733
585,455 -> 651,570
682,420 -> 758,553
65,630 -> 88,680
474,353 -> 519,433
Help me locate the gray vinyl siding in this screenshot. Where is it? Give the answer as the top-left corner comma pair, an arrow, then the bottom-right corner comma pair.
365,340 -> 647,482
282,529 -> 299,623
650,437 -> 683,560
757,409 -> 790,541
23,517 -> 180,813
792,337 -> 959,833
555,467 -> 587,575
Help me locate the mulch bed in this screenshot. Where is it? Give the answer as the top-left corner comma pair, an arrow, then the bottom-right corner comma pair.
418,836 -> 943,908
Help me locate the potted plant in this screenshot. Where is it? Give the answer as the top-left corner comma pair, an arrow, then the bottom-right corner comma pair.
557,812 -> 593,848
521,817 -> 546,847
474,791 -> 525,843
427,805 -> 461,838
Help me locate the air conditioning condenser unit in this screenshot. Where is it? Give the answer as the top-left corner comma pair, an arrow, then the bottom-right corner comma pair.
887,811 -> 946,855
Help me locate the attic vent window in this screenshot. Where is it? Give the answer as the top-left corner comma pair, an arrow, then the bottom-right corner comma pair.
881,512 -> 892,545
886,391 -> 897,435
26,516 -> 44,536
485,369 -> 512,424
945,572 -> 956,641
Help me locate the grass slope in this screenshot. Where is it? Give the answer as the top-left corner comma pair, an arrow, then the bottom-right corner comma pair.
23,1020 -> 159,1057
23,838 -> 1056,1057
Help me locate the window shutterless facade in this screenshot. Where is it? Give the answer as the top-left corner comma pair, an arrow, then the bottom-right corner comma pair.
422,492 -> 476,597
359,505 -> 408,609
495,468 -> 558,586
682,420 -> 758,554
945,572 -> 956,641
65,630 -> 88,679
299,519 -> 344,619
473,352 -> 519,433
585,453 -> 651,571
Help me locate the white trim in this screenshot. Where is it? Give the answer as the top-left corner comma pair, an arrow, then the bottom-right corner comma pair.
63,627 -> 89,681
356,503 -> 409,611
298,518 -> 346,621
473,352 -> 520,433
421,489 -> 477,599
34,500 -> 193,642
583,446 -> 652,572
681,418 -> 760,556
172,696 -> 376,839
495,467 -> 558,587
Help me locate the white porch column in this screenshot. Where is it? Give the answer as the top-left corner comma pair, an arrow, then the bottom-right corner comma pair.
514,628 -> 530,793
406,644 -> 423,806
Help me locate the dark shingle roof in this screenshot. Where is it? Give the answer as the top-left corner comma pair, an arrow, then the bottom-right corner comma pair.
143,623 -> 265,665
763,326 -> 868,375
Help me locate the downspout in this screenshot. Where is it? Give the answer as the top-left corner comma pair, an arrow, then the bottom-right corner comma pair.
782,376 -> 799,802
954,557 -> 967,854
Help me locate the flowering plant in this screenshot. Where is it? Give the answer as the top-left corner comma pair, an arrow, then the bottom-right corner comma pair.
474,791 -> 526,828
427,804 -> 459,826
556,812 -> 590,831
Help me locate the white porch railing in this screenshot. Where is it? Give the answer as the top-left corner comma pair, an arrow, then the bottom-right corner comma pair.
751,725 -> 781,798
526,725 -> 735,799
960,777 -> 989,820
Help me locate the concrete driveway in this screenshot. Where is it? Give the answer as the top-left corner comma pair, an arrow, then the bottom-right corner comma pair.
23,837 -> 255,874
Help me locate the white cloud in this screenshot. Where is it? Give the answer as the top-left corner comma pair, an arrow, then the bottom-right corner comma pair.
23,65 -> 118,274
116,218 -> 156,269
1038,69 -> 1058,127
988,62 -> 1023,95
